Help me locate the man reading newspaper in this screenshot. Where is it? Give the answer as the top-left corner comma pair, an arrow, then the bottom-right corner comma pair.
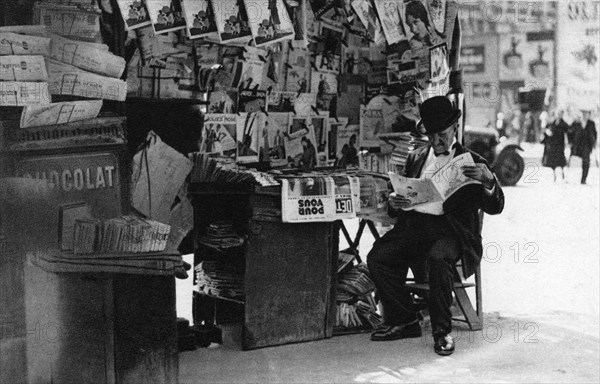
367,96 -> 504,356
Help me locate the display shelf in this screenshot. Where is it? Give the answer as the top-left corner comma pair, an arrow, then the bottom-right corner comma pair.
194,291 -> 244,305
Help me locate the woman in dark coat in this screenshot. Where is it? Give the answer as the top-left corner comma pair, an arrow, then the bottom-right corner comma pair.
542,110 -> 568,182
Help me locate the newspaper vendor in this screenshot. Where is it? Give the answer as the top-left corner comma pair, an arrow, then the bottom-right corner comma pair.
367,96 -> 505,356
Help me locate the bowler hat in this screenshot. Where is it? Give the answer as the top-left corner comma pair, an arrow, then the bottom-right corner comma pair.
418,96 -> 461,134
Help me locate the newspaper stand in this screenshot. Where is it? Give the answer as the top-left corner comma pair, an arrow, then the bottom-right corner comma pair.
189,183 -> 338,350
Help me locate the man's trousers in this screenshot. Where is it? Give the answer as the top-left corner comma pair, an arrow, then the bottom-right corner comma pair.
367,216 -> 460,337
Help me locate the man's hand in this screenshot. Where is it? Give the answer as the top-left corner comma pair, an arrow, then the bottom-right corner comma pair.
388,192 -> 412,210
461,164 -> 495,189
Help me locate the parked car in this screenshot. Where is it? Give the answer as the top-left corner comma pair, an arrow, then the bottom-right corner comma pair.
464,125 -> 525,186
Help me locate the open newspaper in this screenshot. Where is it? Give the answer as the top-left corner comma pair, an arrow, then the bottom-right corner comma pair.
388,152 -> 481,210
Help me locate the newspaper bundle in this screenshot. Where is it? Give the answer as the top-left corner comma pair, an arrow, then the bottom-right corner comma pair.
0,55 -> 48,81
46,59 -> 128,101
0,33 -> 51,56
0,82 -> 51,106
49,36 -> 126,78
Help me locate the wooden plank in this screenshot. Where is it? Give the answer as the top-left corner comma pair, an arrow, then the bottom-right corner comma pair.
453,287 -> 482,331
243,220 -> 333,349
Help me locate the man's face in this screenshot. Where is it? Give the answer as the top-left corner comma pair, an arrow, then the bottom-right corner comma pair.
426,123 -> 456,155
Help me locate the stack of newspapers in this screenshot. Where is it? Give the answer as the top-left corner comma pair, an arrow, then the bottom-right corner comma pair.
72,215 -> 171,255
1,5 -> 127,128
335,258 -> 382,331
195,261 -> 244,303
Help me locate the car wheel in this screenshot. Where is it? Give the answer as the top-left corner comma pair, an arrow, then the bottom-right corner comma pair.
494,149 -> 524,186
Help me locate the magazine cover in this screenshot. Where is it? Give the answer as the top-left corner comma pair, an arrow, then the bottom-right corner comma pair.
236,112 -> 260,163
247,0 -> 294,47
387,58 -> 420,85
207,88 -> 238,113
357,175 -> 377,215
331,175 -> 359,219
213,0 -> 254,44
262,42 -> 287,89
231,57 -> 264,90
426,0 -> 447,34
117,0 -> 151,30
308,113 -> 329,165
429,42 -> 449,83
359,105 -> 384,148
284,48 -> 311,92
181,0 -> 218,39
374,0 -> 406,45
146,0 -> 187,34
315,22 -> 343,73
342,46 -> 370,75
237,89 -> 267,113
284,117 -> 318,166
268,91 -> 297,112
294,92 -> 317,115
351,0 -> 386,46
200,114 -> 238,158
281,176 -> 336,223
327,116 -> 348,161
261,112 -> 290,161
335,122 -> 359,167
284,0 -> 307,48
311,70 -> 338,95
308,0 -> 335,19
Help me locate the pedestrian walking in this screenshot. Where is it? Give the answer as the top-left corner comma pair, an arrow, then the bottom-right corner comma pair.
541,110 -> 568,182
572,110 -> 597,184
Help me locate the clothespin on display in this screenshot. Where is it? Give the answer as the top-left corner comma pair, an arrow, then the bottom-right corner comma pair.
285,63 -> 293,69
310,61 -> 318,71
311,105 -> 319,114
258,55 -> 267,63
288,41 -> 294,51
260,106 -> 269,117
266,86 -> 273,94
383,98 -> 391,105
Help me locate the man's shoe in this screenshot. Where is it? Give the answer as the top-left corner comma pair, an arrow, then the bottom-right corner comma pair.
370,320 -> 422,341
434,334 -> 455,356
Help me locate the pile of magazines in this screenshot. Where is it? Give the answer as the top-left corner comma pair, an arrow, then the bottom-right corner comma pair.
73,215 -> 170,255
188,153 -> 279,186
199,221 -> 245,250
195,261 -> 244,303
335,258 -> 382,330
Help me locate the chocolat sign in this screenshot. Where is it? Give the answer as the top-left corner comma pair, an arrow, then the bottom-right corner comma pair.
16,152 -> 123,217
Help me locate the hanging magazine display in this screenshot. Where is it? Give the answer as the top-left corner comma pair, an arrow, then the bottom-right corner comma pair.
181,0 -> 218,39
213,0 -> 253,44
199,114 -> 238,158
117,0 -> 151,30
247,0 -> 294,47
281,177 -> 336,222
146,0 -> 187,34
